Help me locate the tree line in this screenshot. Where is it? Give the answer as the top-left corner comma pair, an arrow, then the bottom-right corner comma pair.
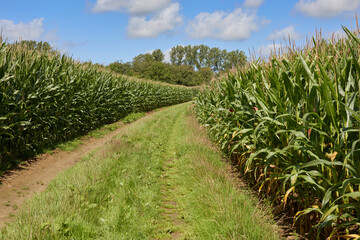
10,40 -> 53,52
6,41 -> 247,86
170,45 -> 247,72
108,45 -> 247,86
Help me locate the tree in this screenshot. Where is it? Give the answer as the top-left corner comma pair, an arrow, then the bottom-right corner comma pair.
20,40 -> 37,50
37,41 -> 52,52
152,49 -> 164,62
132,53 -> 154,77
208,47 -> 221,72
171,65 -> 195,86
148,62 -> 171,83
219,49 -> 228,71
108,61 -> 133,75
224,50 -> 247,69
170,45 -> 186,66
184,45 -> 200,69
14,40 -> 53,52
183,45 -> 192,67
133,53 -> 154,64
107,44 -> 246,86
197,44 -> 210,69
195,67 -> 212,84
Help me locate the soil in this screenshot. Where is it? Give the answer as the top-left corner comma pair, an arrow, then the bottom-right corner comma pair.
0,121 -> 129,227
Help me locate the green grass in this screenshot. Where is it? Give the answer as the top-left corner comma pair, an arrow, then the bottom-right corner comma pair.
67,112 -> 146,140
121,112 -> 146,124
87,123 -> 122,139
56,138 -> 84,152
153,106 -> 280,239
0,103 -> 280,240
45,111 -> 147,153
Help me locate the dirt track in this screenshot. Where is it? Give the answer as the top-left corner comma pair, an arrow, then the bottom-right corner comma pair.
0,121 -> 129,227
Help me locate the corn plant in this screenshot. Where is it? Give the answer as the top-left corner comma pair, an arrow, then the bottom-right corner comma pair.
0,41 -> 197,172
195,27 -> 360,239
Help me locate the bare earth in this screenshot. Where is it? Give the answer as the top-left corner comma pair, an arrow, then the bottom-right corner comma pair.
0,121 -> 129,227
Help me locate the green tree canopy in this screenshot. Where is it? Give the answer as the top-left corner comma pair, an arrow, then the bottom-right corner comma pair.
12,40 -> 53,52
152,49 -> 164,62
170,44 -> 247,72
108,44 -> 247,86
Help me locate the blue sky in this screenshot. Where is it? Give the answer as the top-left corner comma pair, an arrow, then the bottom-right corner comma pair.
1,0 -> 359,64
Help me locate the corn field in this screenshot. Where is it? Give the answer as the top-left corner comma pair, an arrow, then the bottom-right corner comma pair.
195,27 -> 360,239
0,42 -> 197,172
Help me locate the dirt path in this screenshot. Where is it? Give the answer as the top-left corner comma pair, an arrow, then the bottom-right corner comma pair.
0,103 -> 283,240
0,120 -> 131,227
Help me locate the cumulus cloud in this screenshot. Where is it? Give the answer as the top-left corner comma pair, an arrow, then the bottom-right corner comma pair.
267,26 -> 302,41
187,8 -> 266,41
295,0 -> 360,18
244,0 -> 264,8
92,0 -> 128,12
92,0 -> 171,14
127,3 -> 182,38
93,0 -> 182,38
0,18 -> 44,41
127,0 -> 171,14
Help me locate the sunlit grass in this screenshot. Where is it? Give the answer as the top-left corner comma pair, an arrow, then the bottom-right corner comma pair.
1,103 -> 280,240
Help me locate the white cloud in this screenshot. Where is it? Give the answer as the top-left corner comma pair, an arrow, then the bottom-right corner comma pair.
187,8 -> 266,41
93,0 -> 181,38
267,26 -> 302,41
127,3 -> 182,38
127,0 -> 171,14
244,0 -> 264,8
0,18 -> 44,41
257,43 -> 282,57
92,0 -> 128,12
295,0 -> 360,18
92,0 -> 171,14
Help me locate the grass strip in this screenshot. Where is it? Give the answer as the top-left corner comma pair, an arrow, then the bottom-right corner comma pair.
0,103 -> 280,240
0,105 -> 179,239
154,106 -> 281,239
43,111 -> 147,154
87,112 -> 145,139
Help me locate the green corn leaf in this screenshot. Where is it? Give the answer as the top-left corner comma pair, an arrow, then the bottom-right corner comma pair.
299,55 -> 316,84
320,205 -> 338,222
